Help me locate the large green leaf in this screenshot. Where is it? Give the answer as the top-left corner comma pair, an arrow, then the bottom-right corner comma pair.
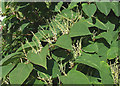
100,61 -> 114,84
0,64 -> 15,79
107,47 -> 118,60
82,43 -> 98,53
94,18 -> 107,30
55,34 -> 72,50
69,19 -> 91,37
9,63 -> 33,84
82,4 -> 96,17
60,69 -> 90,84
75,53 -> 101,71
27,44 -> 49,69
111,2 -> 119,16
96,2 -> 111,16
52,61 -> 61,78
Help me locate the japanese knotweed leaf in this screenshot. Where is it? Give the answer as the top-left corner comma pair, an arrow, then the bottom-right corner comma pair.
82,4 -> 96,17
1,64 -> 15,79
69,19 -> 91,37
60,69 -> 90,84
55,34 -> 72,50
75,53 -> 101,71
96,2 -> 111,16
27,44 -> 48,69
9,63 -> 33,84
82,43 -> 98,53
100,61 -> 114,84
111,2 -> 119,16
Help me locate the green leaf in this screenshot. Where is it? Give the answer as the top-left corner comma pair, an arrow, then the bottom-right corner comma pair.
94,18 -> 107,30
9,63 -> 33,84
82,4 -> 96,17
69,19 -> 91,37
107,47 -> 118,60
96,2 -> 111,16
75,53 -> 101,70
0,64 -> 15,78
20,23 -> 29,32
60,9 -> 76,19
60,69 -> 90,84
27,44 -> 49,69
100,61 -> 114,84
0,52 -> 23,66
52,61 -> 61,78
55,34 -> 72,50
55,2 -> 63,12
111,2 -> 119,16
82,43 -> 98,53
68,2 -> 78,9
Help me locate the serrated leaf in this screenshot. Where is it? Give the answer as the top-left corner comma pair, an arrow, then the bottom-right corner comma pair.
82,4 -> 96,17
9,63 -> 33,84
69,19 -> 91,37
60,69 -> 90,84
55,34 -> 72,50
27,44 -> 48,69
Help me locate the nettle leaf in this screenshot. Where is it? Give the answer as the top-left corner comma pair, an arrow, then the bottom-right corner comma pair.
55,34 -> 72,50
82,4 -> 96,17
55,2 -> 63,12
69,19 -> 91,37
100,61 -> 114,84
60,69 -> 90,84
27,44 -> 49,69
9,63 -> 33,84
75,53 -> 101,71
96,2 -> 111,16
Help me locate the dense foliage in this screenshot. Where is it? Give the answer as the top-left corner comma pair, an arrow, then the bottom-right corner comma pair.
0,2 -> 120,85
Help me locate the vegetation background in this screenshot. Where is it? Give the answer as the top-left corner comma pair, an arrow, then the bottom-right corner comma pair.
0,1 -> 120,85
